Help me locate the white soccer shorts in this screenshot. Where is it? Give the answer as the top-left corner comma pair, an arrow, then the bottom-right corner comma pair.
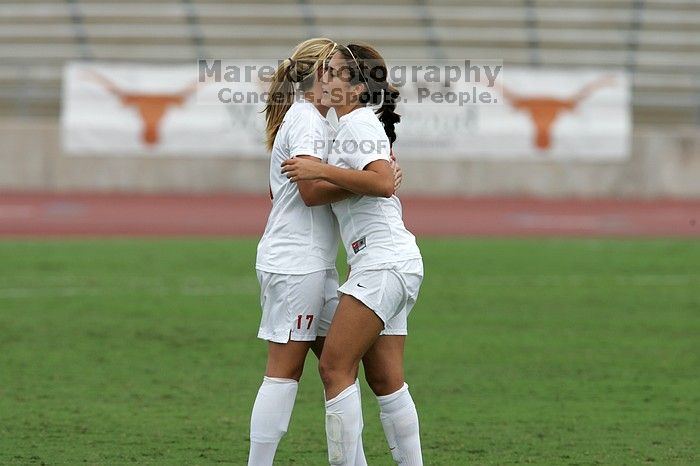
256,268 -> 339,343
337,258 -> 423,335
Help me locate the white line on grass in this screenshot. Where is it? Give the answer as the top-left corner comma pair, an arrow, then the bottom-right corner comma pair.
0,284 -> 259,299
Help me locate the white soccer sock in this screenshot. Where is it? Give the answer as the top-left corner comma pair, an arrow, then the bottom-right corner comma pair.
248,376 -> 299,466
377,383 -> 423,466
325,383 -> 363,465
354,378 -> 368,466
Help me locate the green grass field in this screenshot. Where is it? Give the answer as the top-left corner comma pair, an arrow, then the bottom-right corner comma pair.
1,238 -> 698,465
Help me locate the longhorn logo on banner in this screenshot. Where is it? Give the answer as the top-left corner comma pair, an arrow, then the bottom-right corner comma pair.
84,71 -> 199,146
496,75 -> 616,150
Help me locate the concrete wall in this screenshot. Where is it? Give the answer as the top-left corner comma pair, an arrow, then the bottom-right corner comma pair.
1,117 -> 699,198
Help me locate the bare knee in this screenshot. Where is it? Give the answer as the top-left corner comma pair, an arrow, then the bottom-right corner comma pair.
284,364 -> 305,381
266,361 -> 304,381
265,342 -> 309,381
365,370 -> 404,396
318,355 -> 338,388
318,354 -> 354,389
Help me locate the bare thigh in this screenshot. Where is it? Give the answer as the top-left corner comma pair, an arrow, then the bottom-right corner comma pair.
319,294 -> 384,399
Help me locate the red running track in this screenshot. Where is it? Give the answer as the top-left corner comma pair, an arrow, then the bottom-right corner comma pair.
0,192 -> 698,237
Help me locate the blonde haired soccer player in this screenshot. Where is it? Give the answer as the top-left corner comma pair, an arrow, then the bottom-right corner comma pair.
250,38 -> 401,466
282,43 -> 424,465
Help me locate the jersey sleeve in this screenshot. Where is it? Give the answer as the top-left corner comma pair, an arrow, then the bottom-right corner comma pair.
338,122 -> 392,170
287,109 -> 327,160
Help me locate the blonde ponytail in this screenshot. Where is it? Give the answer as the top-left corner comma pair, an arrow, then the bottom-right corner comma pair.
264,38 -> 337,151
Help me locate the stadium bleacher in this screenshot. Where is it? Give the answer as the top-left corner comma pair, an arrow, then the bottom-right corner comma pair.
0,0 -> 699,123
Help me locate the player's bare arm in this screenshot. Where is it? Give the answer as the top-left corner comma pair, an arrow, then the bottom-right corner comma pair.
294,156 -> 402,205
282,158 -> 394,198
292,155 -> 356,206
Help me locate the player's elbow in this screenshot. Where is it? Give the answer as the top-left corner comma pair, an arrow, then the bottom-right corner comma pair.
378,180 -> 394,198
299,190 -> 317,207
369,171 -> 394,198
298,186 -> 323,207
303,196 -> 324,207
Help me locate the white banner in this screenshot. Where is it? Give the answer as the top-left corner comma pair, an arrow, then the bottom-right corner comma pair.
394,68 -> 631,160
61,62 -> 266,156
62,62 -> 630,160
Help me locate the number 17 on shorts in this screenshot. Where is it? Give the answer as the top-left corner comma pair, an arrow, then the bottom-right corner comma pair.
296,314 -> 314,332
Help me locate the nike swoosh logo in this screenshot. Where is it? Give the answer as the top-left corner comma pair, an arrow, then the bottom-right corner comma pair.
357,283 -> 366,288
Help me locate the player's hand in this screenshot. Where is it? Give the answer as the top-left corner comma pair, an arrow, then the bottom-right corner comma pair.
391,159 -> 403,193
281,158 -> 325,182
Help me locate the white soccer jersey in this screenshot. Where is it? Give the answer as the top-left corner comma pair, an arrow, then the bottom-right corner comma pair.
327,107 -> 422,270
255,101 -> 339,274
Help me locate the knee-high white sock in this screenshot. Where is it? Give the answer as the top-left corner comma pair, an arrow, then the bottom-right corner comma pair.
325,383 -> 362,465
354,379 -> 368,466
377,383 -> 423,465
248,376 -> 299,466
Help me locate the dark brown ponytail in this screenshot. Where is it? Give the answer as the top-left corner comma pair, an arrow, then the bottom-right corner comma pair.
378,83 -> 401,145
